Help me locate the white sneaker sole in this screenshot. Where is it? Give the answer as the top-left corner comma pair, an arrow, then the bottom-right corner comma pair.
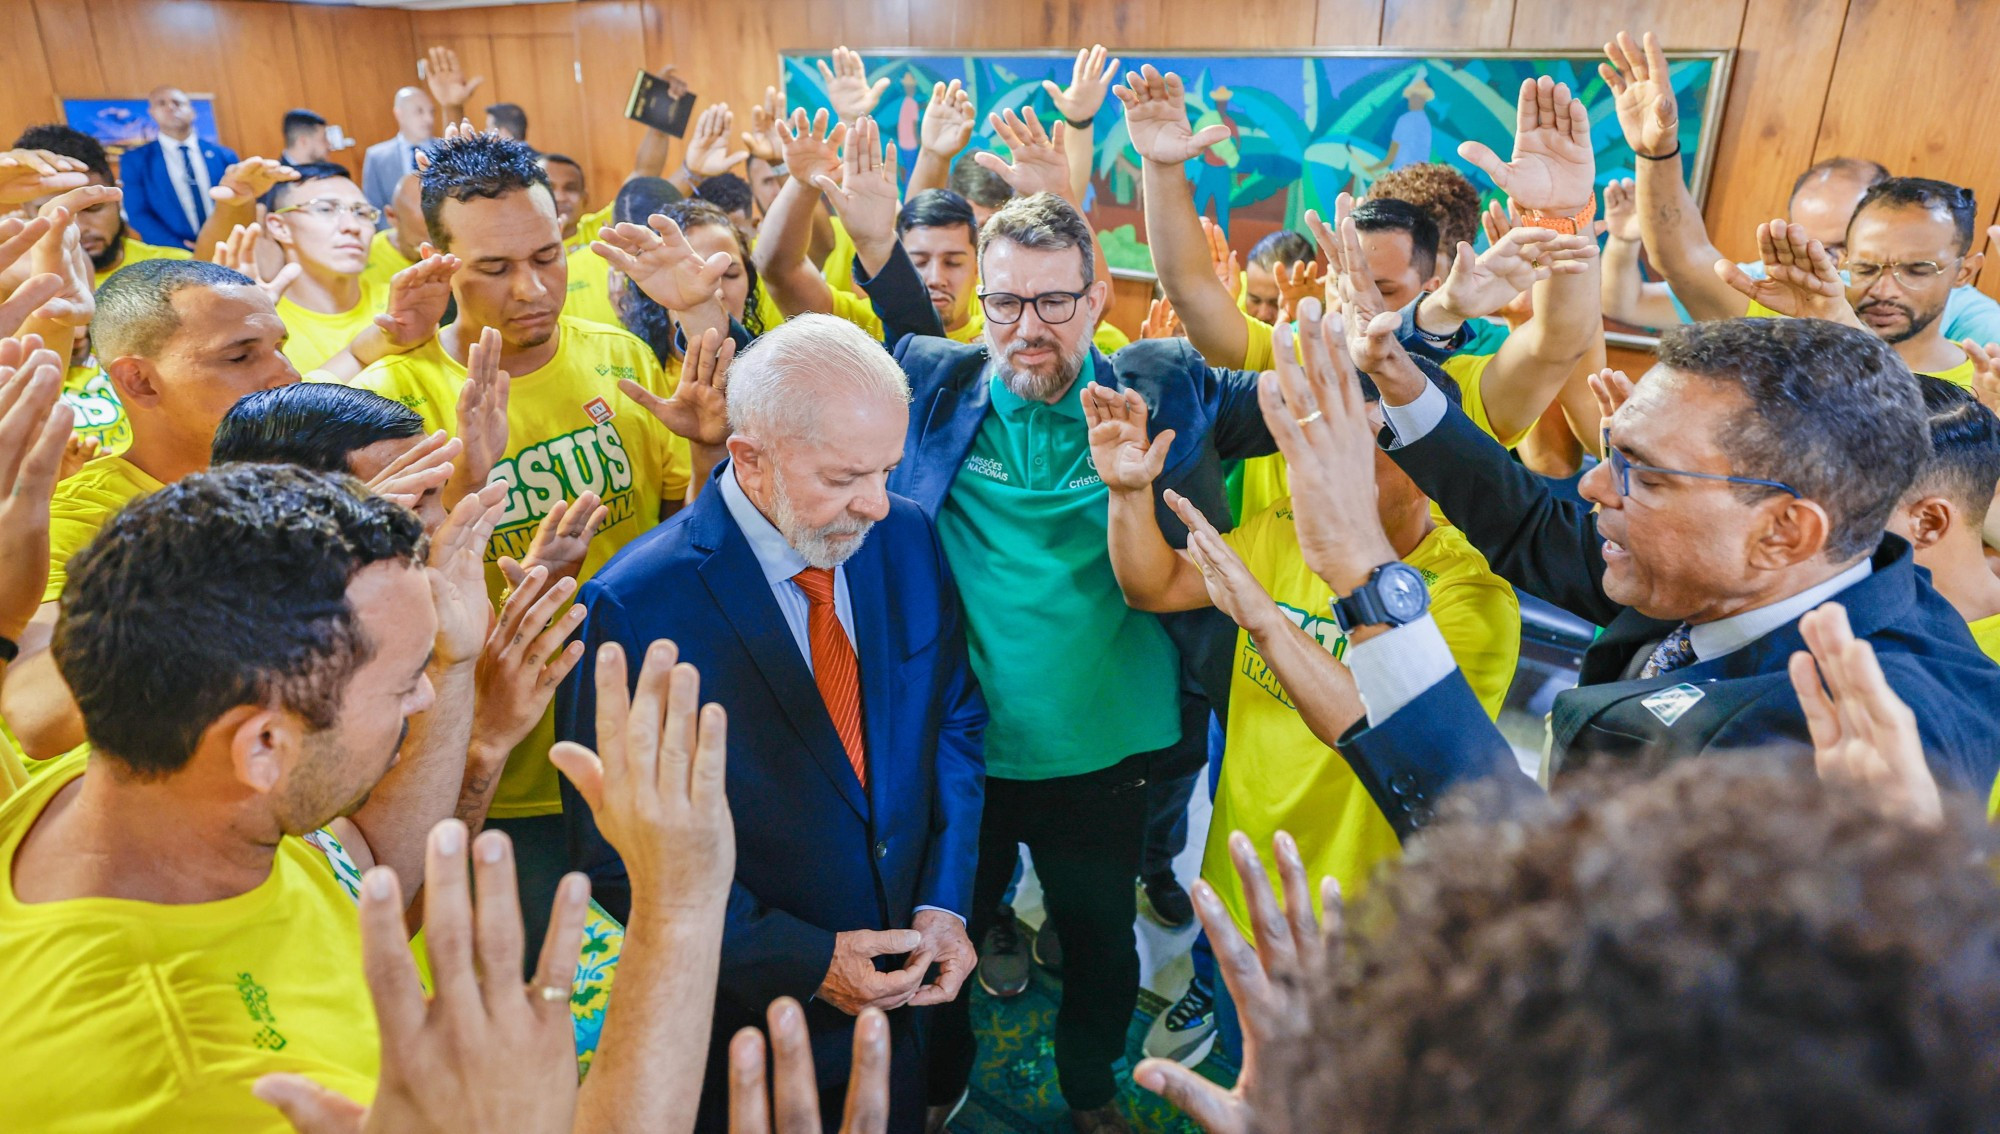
1144,1026 -> 1216,1068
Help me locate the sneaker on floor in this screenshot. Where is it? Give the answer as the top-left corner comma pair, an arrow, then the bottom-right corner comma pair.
977,907 -> 1031,998
1030,919 -> 1062,974
1069,1104 -> 1133,1134
1139,871 -> 1195,929
1142,977 -> 1217,1065
924,1088 -> 968,1134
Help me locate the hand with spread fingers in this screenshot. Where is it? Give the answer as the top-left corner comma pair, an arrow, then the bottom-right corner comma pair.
364,430 -> 461,515
1043,44 -> 1122,125
818,46 -> 890,123
778,108 -> 849,190
1165,489 -> 1285,638
1599,30 -> 1681,159
1115,64 -> 1233,166
210,156 -> 299,209
1141,296 -> 1183,340
1134,830 -> 1336,1134
211,223 -> 303,305
686,103 -> 749,180
1200,216 -> 1242,297
919,79 -> 976,160
812,116 -> 902,264
743,87 -> 789,166
424,45 -> 485,112
1789,602 -> 1941,829
619,326 -> 735,450
0,149 -> 91,205
974,107 -> 1073,203
374,247 -> 462,354
729,998 -> 891,1134
253,822 -> 591,1134
1457,75 -> 1595,215
442,326 -> 511,509
0,337 -> 73,647
593,214 -> 732,314
499,491 -> 609,588
1082,384 -> 1176,494
1428,222 -> 1593,326
1273,260 -> 1325,326
471,564 -> 588,765
1717,219 -> 1862,327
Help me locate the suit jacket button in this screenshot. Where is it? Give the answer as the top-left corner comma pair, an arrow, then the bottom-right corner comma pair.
1408,805 -> 1435,828
875,841 -> 888,859
1389,772 -> 1418,796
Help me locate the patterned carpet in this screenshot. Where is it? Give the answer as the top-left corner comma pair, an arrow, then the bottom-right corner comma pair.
952,936 -> 1238,1133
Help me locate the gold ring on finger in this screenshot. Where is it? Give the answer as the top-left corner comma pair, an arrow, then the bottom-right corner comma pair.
533,983 -> 568,1003
1295,409 -> 1324,427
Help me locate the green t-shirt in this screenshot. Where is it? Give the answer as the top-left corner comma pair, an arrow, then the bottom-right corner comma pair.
936,357 -> 1182,780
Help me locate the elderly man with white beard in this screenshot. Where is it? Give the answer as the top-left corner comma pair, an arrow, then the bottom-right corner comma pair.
554,313 -> 986,1134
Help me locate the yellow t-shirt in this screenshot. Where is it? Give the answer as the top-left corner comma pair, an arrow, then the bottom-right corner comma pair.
45,453 -> 165,604
1744,302 -> 1976,389
277,278 -> 390,372
564,243 -> 622,330
356,317 -> 692,817
95,237 -> 189,288
0,752 -> 379,1132
1202,506 -> 1519,937
572,203 -> 613,253
61,362 -> 131,458
359,229 -> 416,295
823,216 -> 860,296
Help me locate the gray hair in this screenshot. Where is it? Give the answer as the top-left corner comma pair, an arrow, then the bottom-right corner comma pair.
978,192 -> 1095,286
726,313 -> 912,443
94,259 -> 257,361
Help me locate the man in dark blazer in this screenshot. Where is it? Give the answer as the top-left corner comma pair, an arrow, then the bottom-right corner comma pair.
555,314 -> 985,1134
1263,310 -> 2000,840
119,86 -> 238,249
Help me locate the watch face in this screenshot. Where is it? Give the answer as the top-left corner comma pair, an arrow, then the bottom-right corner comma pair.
1378,563 -> 1429,621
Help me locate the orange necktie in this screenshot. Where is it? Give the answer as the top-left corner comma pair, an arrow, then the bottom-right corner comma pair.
793,567 -> 867,788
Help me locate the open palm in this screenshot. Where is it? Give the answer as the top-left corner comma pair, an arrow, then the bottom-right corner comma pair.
1457,76 -> 1594,212
1115,65 -> 1230,165
1599,30 -> 1680,158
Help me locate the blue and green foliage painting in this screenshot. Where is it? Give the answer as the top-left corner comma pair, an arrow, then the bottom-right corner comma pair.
782,51 -> 1722,275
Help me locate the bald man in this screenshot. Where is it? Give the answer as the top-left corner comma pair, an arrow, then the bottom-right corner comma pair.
362,86 -> 436,225
118,85 -> 240,249
363,171 -> 430,292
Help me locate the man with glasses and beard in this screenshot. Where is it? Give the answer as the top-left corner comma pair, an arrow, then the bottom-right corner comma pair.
556,313 -> 985,1134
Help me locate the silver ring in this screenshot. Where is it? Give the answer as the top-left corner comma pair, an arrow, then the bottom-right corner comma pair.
1295,410 -> 1324,427
533,983 -> 568,1003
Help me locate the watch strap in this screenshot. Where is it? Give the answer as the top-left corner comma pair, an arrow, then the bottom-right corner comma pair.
1518,196 -> 1597,236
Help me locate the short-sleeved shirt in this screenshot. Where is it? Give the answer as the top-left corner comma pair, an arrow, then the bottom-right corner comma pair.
1670,267 -> 2000,346
359,229 -> 416,295
61,363 -> 130,457
564,243 -> 623,329
355,316 -> 692,817
935,357 -> 1182,779
45,454 -> 164,604
1203,506 -> 1519,936
0,752 -> 379,1132
277,277 -> 390,372
95,237 -> 189,288
1743,300 -> 1977,388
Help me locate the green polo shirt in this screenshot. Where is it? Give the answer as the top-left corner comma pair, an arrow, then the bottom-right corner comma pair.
935,357 -> 1183,781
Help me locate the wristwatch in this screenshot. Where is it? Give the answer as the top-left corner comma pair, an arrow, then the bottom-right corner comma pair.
1330,562 -> 1430,632
1519,196 -> 1597,236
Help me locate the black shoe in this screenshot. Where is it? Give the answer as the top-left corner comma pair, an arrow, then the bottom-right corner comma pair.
1031,918 -> 1062,974
1140,871 -> 1195,929
978,906 -> 1030,998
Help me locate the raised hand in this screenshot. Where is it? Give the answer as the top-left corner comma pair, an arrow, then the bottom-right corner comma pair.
1789,602 -> 1941,828
427,481 -> 509,669
818,46 -> 889,123
1114,65 -> 1232,165
1260,304 -> 1401,592
1604,177 -> 1641,241
778,107 -> 848,189
1430,224 -> 1594,324
375,246 -> 462,353
1166,489 -> 1284,636
1586,366 -> 1639,426
1135,830 -> 1335,1134
812,116 -> 902,254
919,79 -> 976,159
31,192 -> 117,327
729,999 -> 890,1134
742,87 -> 789,165
209,156 -> 299,209
365,430 -> 461,513
549,637 -> 735,905
1043,44 -> 1122,124
499,492 -> 609,588
1140,296 -> 1183,340
253,822 -> 589,1134
210,223 -> 303,304
973,108 -> 1072,202
1274,259 -> 1325,326
1083,384 -> 1176,493
1307,201 -> 1388,330
1457,76 -> 1595,214
593,213 -> 731,313
59,433 -> 99,482
1717,219 -> 1860,325
1599,30 -> 1680,159
0,337 -> 73,644
1201,215 -> 1242,296
471,564 -> 587,760
686,103 -> 749,179
618,326 -> 735,449
0,149 -> 90,205
443,326 -> 511,508
424,45 -> 485,110
1959,339 -> 2000,416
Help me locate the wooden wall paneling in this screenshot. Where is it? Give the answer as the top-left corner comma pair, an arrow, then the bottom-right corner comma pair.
574,0 -> 654,208
31,0 -> 107,99
1066,0 -> 1158,50
1505,0 -> 1744,51
330,8 -> 422,152
1697,0 -> 1848,263
286,6 -> 354,152
0,0 -> 60,133
1154,0 -> 1316,51
81,1 -> 229,129
1314,0 -> 1387,47
1108,275 -> 1152,340
840,0 -> 912,48
211,1 -> 311,161
1978,197 -> 2000,302
1379,0 -> 1515,50
905,2 -> 965,49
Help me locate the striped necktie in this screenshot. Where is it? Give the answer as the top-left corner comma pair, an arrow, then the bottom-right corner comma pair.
793,567 -> 866,787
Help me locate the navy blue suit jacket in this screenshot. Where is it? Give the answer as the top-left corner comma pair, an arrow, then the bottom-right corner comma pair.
554,469 -> 985,1054
118,138 -> 238,249
1336,397 -> 2000,838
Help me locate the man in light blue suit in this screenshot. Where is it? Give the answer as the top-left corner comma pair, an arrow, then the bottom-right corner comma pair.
361,87 -> 435,228
557,314 -> 985,1134
118,86 -> 238,249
